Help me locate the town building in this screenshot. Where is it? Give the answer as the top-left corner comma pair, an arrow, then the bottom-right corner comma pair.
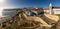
44,3 -> 60,14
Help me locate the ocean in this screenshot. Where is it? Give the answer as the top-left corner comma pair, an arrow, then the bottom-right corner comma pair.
0,10 -> 17,17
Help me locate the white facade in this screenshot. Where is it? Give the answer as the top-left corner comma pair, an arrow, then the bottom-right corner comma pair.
44,3 -> 53,14
53,9 -> 60,14
45,3 -> 60,14
44,10 -> 49,13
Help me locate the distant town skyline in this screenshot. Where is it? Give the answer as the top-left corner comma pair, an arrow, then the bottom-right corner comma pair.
0,0 -> 60,8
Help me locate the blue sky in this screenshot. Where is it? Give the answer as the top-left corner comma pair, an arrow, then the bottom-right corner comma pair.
1,0 -> 60,8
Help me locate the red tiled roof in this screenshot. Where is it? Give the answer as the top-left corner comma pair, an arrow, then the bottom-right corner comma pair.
43,8 -> 49,10
31,8 -> 43,11
52,7 -> 60,9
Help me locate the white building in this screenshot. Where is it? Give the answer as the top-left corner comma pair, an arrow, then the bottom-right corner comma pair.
44,3 -> 60,14
52,7 -> 60,14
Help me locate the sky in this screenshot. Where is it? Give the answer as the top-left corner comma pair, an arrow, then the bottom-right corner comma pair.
0,0 -> 60,8
0,0 -> 60,16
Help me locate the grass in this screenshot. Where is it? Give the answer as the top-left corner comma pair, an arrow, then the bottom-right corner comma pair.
55,14 -> 60,16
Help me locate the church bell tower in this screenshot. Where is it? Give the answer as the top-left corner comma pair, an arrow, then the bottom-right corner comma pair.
49,3 -> 54,15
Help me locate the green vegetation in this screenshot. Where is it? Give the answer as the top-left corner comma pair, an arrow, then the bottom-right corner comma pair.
5,26 -> 13,29
56,14 -> 60,16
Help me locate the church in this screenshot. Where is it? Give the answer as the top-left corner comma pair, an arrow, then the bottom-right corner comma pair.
44,3 -> 60,14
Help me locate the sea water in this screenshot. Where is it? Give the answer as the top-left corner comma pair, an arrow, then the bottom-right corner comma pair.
0,9 -> 17,23
1,10 -> 17,16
